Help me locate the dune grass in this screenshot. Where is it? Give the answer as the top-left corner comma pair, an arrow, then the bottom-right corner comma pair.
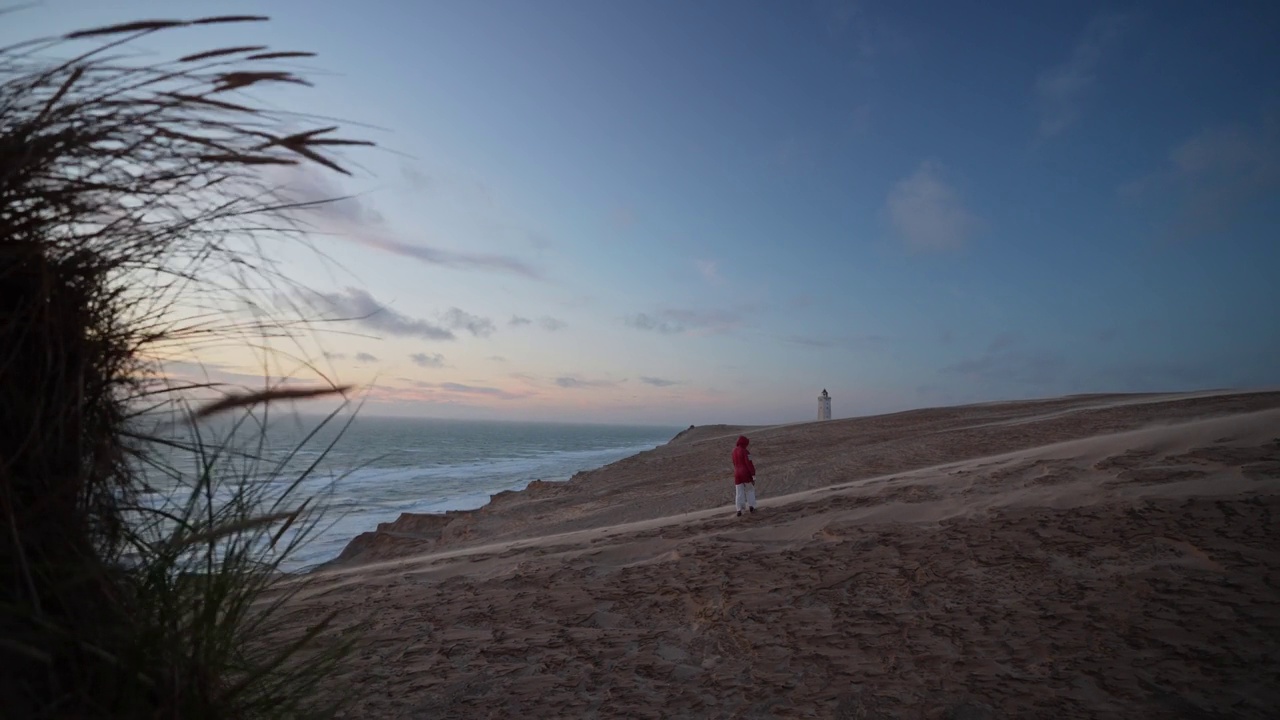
1,15 -> 374,718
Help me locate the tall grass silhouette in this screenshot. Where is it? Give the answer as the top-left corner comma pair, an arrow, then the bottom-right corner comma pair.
2,15 -> 375,717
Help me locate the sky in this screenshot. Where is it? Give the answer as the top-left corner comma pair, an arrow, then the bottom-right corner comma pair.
7,0 -> 1280,425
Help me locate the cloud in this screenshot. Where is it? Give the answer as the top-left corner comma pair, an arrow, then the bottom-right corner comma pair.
940,349 -> 1067,387
409,352 -> 444,368
1092,359 -> 1216,392
625,308 -> 747,336
784,335 -> 834,348
694,259 -> 724,285
441,307 -> 495,338
160,360 -> 317,390
400,162 -> 431,192
270,165 -> 385,227
488,355 -> 508,363
849,103 -> 872,135
886,161 -> 979,252
1121,117 -> 1280,240
788,294 -> 814,311
1034,12 -> 1128,139
526,231 -> 555,250
555,376 -> 623,389
323,351 -> 347,361
611,206 -> 638,230
1169,123 -> 1278,178
987,331 -> 1023,354
412,381 -> 526,400
276,166 -> 541,279
354,352 -> 379,363
639,376 -> 679,387
510,315 -> 565,331
303,287 -> 456,340
776,137 -> 816,171
821,0 -> 898,67
353,235 -> 542,279
302,289 -> 496,341
936,346 -> 1233,397
783,334 -> 892,350
625,313 -> 683,335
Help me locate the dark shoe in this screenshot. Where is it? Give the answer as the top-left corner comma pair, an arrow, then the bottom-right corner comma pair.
736,510 -> 742,517
749,507 -> 756,513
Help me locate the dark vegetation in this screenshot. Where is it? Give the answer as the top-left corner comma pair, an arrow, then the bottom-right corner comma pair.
1,15 -> 372,718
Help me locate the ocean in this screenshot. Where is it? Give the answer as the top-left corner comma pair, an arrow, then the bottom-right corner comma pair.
137,414 -> 680,572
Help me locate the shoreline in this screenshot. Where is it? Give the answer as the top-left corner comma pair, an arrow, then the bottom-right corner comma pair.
307,427 -> 711,572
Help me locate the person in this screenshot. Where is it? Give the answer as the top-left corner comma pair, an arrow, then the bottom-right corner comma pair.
731,435 -> 757,516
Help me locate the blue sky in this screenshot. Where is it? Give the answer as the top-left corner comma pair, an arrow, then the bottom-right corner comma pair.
8,1 -> 1279,424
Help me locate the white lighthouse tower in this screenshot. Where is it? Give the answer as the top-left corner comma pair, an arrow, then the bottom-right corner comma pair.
818,389 -> 831,421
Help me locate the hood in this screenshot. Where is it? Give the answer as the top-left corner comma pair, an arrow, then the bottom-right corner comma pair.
736,435 -> 749,448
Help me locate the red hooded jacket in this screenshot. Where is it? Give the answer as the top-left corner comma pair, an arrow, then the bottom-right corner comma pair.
732,435 -> 755,485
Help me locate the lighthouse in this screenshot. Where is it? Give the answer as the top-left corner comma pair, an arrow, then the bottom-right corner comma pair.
818,389 -> 831,421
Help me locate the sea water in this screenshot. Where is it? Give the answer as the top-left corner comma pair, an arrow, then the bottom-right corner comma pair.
136,415 -> 679,572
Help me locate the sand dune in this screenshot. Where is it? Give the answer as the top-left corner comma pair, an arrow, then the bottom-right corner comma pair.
281,391 -> 1280,718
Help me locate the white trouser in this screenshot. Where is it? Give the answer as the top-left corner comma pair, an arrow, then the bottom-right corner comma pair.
734,482 -> 756,511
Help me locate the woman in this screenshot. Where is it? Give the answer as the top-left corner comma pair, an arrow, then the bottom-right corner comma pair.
731,435 -> 757,516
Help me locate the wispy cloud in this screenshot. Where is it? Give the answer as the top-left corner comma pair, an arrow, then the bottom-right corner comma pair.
400,162 -> 431,192
441,307 -> 495,338
1121,116 -> 1280,240
489,355 -> 508,363
626,307 -> 748,336
639,376 -> 679,387
555,376 -> 624,389
886,161 -> 979,252
775,136 -> 816,172
526,231 -> 555,250
783,334 -> 891,350
354,352 -> 379,364
611,206 -> 638,231
940,349 -> 1066,387
625,313 -> 683,335
410,381 -> 526,400
849,103 -> 872,135
323,351 -> 347,361
1091,359 -> 1215,392
694,259 -> 724,285
1034,12 -> 1128,139
820,0 -> 901,69
358,236 -> 542,278
160,360 -> 318,390
409,352 -> 444,368
788,294 -> 814,311
784,335 -> 833,348
987,331 -> 1022,353
277,166 -> 542,279
510,315 -> 566,331
303,287 -> 456,340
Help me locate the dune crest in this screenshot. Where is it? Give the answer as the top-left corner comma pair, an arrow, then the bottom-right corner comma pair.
291,391 -> 1280,718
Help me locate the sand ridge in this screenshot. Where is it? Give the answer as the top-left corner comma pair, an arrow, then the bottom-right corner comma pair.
279,391 -> 1280,718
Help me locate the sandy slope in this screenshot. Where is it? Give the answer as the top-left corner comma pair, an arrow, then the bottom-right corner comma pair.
280,391 -> 1280,719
